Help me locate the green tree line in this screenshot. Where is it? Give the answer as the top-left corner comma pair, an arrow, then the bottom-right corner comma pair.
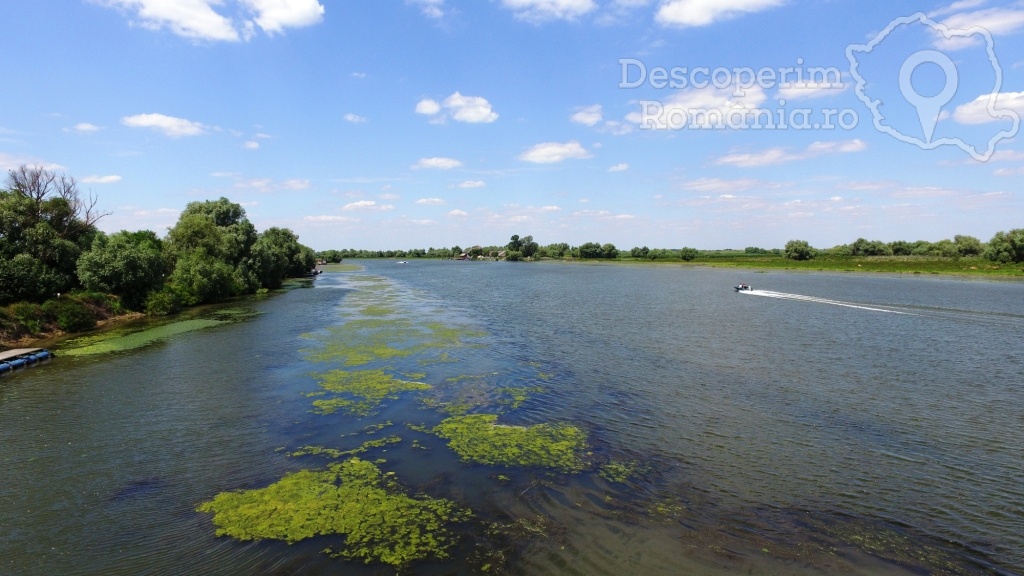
1,166 -> 316,340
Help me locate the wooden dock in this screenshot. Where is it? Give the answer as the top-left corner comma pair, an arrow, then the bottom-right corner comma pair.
0,348 -> 44,362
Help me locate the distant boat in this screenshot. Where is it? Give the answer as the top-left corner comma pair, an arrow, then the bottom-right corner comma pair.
397,261 -> 409,264
734,283 -> 753,292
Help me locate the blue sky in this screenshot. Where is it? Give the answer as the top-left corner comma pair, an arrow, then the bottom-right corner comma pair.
2,0 -> 1023,251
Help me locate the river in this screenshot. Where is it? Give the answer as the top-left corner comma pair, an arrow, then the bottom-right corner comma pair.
1,261 -> 1022,575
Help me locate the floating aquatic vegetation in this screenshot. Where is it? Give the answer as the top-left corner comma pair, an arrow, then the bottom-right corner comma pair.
290,436 -> 402,459
196,457 -> 472,567
432,414 -> 589,473
358,305 -> 396,317
312,369 -> 431,416
598,460 -> 651,484
60,319 -> 225,356
496,386 -> 544,410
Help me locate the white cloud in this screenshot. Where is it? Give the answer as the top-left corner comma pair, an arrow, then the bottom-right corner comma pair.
243,0 -> 324,34
417,92 -> 499,123
122,113 -> 206,137
518,140 -> 591,163
344,113 -> 368,123
500,0 -> 597,22
415,98 -> 442,115
448,209 -> 469,217
941,7 -> 1024,37
412,157 -> 463,169
304,214 -> 359,222
74,122 -> 101,133
416,197 -> 445,205
457,180 -> 486,188
679,177 -> 765,193
233,176 -> 311,192
96,0 -> 324,41
343,200 -> 395,211
444,92 -> 499,123
656,0 -> 785,27
608,163 -> 629,172
628,83 -> 768,130
409,0 -> 445,18
81,175 -> 123,184
953,92 -> 1024,124
571,104 -> 603,126
539,205 -> 561,211
243,140 -> 260,149
716,139 -> 866,167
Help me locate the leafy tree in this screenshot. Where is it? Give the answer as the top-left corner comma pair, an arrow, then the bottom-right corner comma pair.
507,235 -> 522,252
985,229 -> 1024,263
168,250 -> 239,306
889,240 -> 913,256
520,235 -> 539,258
0,165 -> 107,304
679,247 -> 699,261
77,230 -> 166,310
784,239 -> 815,261
954,235 -> 984,257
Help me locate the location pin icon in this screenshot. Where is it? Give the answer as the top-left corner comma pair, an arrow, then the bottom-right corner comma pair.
899,50 -> 959,143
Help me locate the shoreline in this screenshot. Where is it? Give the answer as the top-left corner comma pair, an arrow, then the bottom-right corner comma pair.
0,312 -> 146,351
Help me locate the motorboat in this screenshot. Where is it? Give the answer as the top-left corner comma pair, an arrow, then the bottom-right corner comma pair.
734,283 -> 753,292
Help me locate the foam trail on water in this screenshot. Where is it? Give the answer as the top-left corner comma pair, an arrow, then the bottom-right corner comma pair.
739,289 -> 913,315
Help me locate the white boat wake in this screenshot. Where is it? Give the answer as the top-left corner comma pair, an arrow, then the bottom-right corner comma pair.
738,289 -> 913,315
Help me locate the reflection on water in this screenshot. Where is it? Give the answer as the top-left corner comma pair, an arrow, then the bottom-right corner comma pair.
1,262 -> 1021,575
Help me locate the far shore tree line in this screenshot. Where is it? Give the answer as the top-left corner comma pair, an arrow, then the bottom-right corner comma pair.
1,166 -> 316,341
318,231 -> 1024,266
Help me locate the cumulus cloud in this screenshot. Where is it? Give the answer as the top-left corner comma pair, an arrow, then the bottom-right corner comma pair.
417,92 -> 498,123
953,92 -> 1024,124
74,122 -> 101,133
457,180 -> 486,188
416,197 -> 445,205
243,140 -> 260,149
518,140 -> 591,163
343,113 -> 368,123
608,163 -> 629,172
656,0 -> 785,27
81,175 -> 123,184
415,99 -> 442,115
500,0 -> 597,22
412,157 -> 463,169
96,0 -> 325,41
448,209 -> 469,217
571,104 -> 603,126
122,113 -> 206,137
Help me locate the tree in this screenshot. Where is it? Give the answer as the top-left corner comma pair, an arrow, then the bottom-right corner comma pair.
507,235 -> 522,252
784,239 -> 815,261
77,230 -> 166,310
679,247 -> 699,261
0,165 -> 107,304
954,235 -> 984,257
985,229 -> 1024,263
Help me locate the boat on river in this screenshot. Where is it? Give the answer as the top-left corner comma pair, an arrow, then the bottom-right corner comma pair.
0,348 -> 54,376
734,283 -> 753,292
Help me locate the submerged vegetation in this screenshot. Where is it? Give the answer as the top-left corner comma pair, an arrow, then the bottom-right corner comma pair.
311,369 -> 431,416
196,457 -> 472,567
432,414 -> 590,473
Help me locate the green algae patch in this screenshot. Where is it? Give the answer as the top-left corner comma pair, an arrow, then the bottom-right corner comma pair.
60,319 -> 225,356
290,436 -> 402,459
496,386 -> 544,410
432,414 -> 589,473
196,457 -> 471,567
313,369 -> 431,416
318,263 -> 362,272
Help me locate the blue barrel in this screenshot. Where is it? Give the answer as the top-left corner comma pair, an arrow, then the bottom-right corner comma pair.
8,358 -> 27,370
0,363 -> 11,375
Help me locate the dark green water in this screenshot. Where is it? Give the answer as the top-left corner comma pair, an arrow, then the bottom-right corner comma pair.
1,262 -> 1022,575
